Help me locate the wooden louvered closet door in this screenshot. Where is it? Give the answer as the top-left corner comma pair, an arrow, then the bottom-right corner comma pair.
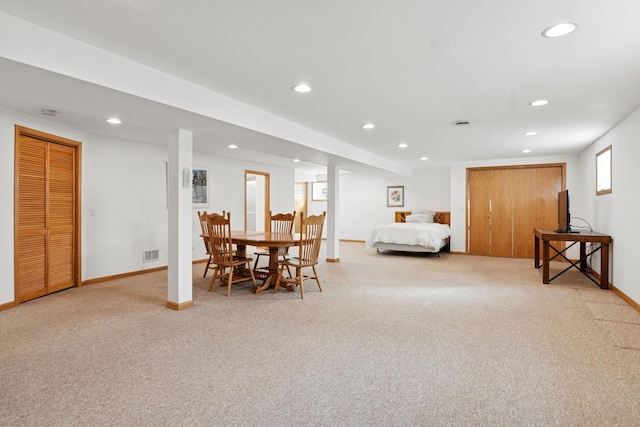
15,127 -> 80,303
48,143 -> 76,292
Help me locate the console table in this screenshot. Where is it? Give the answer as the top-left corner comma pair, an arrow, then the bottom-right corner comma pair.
533,228 -> 612,289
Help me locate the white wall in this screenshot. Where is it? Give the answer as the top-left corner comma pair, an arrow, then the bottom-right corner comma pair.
0,106 -> 294,305
450,154 -> 582,253
579,107 -> 640,303
335,167 -> 451,241
85,136 -> 295,279
83,135 -> 169,279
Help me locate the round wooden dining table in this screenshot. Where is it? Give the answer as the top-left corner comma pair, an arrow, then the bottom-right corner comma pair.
230,231 -> 298,293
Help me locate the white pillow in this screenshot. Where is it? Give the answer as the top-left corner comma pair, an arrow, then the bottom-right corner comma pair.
405,212 -> 435,223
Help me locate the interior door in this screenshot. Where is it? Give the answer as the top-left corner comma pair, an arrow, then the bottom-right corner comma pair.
48,143 -> 76,292
511,168 -> 538,258
490,169 -> 512,257
467,165 -> 563,259
293,182 -> 307,233
535,166 -> 563,229
15,135 -> 48,301
15,126 -> 80,303
468,169 -> 491,256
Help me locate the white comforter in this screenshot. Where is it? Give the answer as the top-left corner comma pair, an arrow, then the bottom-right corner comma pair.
365,222 -> 451,249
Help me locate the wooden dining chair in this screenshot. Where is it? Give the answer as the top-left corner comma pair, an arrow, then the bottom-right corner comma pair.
253,211 -> 296,275
197,210 -> 232,277
197,211 -> 214,278
274,211 -> 326,299
205,212 -> 256,297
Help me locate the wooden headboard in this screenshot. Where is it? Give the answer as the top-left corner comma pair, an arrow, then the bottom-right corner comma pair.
395,211 -> 451,226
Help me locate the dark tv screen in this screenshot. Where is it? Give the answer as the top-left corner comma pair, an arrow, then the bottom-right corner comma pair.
557,189 -> 570,232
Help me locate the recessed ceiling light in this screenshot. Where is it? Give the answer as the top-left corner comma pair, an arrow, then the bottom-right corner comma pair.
398,142 -> 408,148
522,149 -> 532,154
228,144 -> 238,149
530,100 -> 549,107
420,156 -> 429,161
293,159 -> 300,162
542,22 -> 578,38
107,117 -> 121,124
524,131 -> 538,136
41,109 -> 59,117
362,123 -> 375,129
293,84 -> 311,93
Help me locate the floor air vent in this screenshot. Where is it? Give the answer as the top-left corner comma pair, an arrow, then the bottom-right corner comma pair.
143,249 -> 159,262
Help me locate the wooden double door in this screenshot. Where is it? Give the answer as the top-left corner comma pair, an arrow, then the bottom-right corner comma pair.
14,126 -> 81,303
467,164 -> 564,258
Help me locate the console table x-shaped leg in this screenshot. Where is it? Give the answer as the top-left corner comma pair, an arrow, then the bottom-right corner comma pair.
547,241 -> 603,286
533,228 -> 611,290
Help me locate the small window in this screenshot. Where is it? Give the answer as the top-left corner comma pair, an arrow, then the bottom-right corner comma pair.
596,145 -> 612,195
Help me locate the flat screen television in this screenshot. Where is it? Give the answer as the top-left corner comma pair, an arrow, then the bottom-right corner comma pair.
557,189 -> 573,233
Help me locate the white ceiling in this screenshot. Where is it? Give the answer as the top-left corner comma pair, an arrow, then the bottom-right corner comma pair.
1,0 -> 640,177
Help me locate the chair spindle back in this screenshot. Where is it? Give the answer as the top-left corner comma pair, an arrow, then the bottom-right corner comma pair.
299,211 -> 326,264
206,211 -> 234,265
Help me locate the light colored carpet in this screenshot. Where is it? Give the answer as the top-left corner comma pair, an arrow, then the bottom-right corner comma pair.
1,243 -> 640,426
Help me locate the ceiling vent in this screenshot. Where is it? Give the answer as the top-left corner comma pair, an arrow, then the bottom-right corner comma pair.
452,120 -> 471,126
41,109 -> 59,117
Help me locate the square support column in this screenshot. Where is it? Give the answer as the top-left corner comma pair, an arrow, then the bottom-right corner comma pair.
326,164 -> 340,262
167,129 -> 193,310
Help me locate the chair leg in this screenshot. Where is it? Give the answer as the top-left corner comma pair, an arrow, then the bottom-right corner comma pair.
252,254 -> 260,271
312,265 -> 323,292
208,267 -> 219,291
203,255 -> 212,278
281,256 -> 292,278
298,269 -> 304,299
227,267 -> 234,297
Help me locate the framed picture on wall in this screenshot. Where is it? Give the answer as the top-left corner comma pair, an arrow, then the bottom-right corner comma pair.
312,181 -> 328,201
387,186 -> 404,207
192,166 -> 209,208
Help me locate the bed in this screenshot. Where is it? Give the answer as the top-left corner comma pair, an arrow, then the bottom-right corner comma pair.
365,211 -> 451,254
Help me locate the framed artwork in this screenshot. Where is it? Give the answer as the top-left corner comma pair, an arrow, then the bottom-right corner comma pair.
387,186 -> 404,207
192,166 -> 209,208
312,181 -> 328,201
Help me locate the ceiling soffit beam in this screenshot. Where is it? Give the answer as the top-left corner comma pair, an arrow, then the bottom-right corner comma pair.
0,12 -> 409,177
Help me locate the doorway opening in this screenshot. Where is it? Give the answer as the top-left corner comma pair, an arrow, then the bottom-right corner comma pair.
244,170 -> 270,232
293,182 -> 308,233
